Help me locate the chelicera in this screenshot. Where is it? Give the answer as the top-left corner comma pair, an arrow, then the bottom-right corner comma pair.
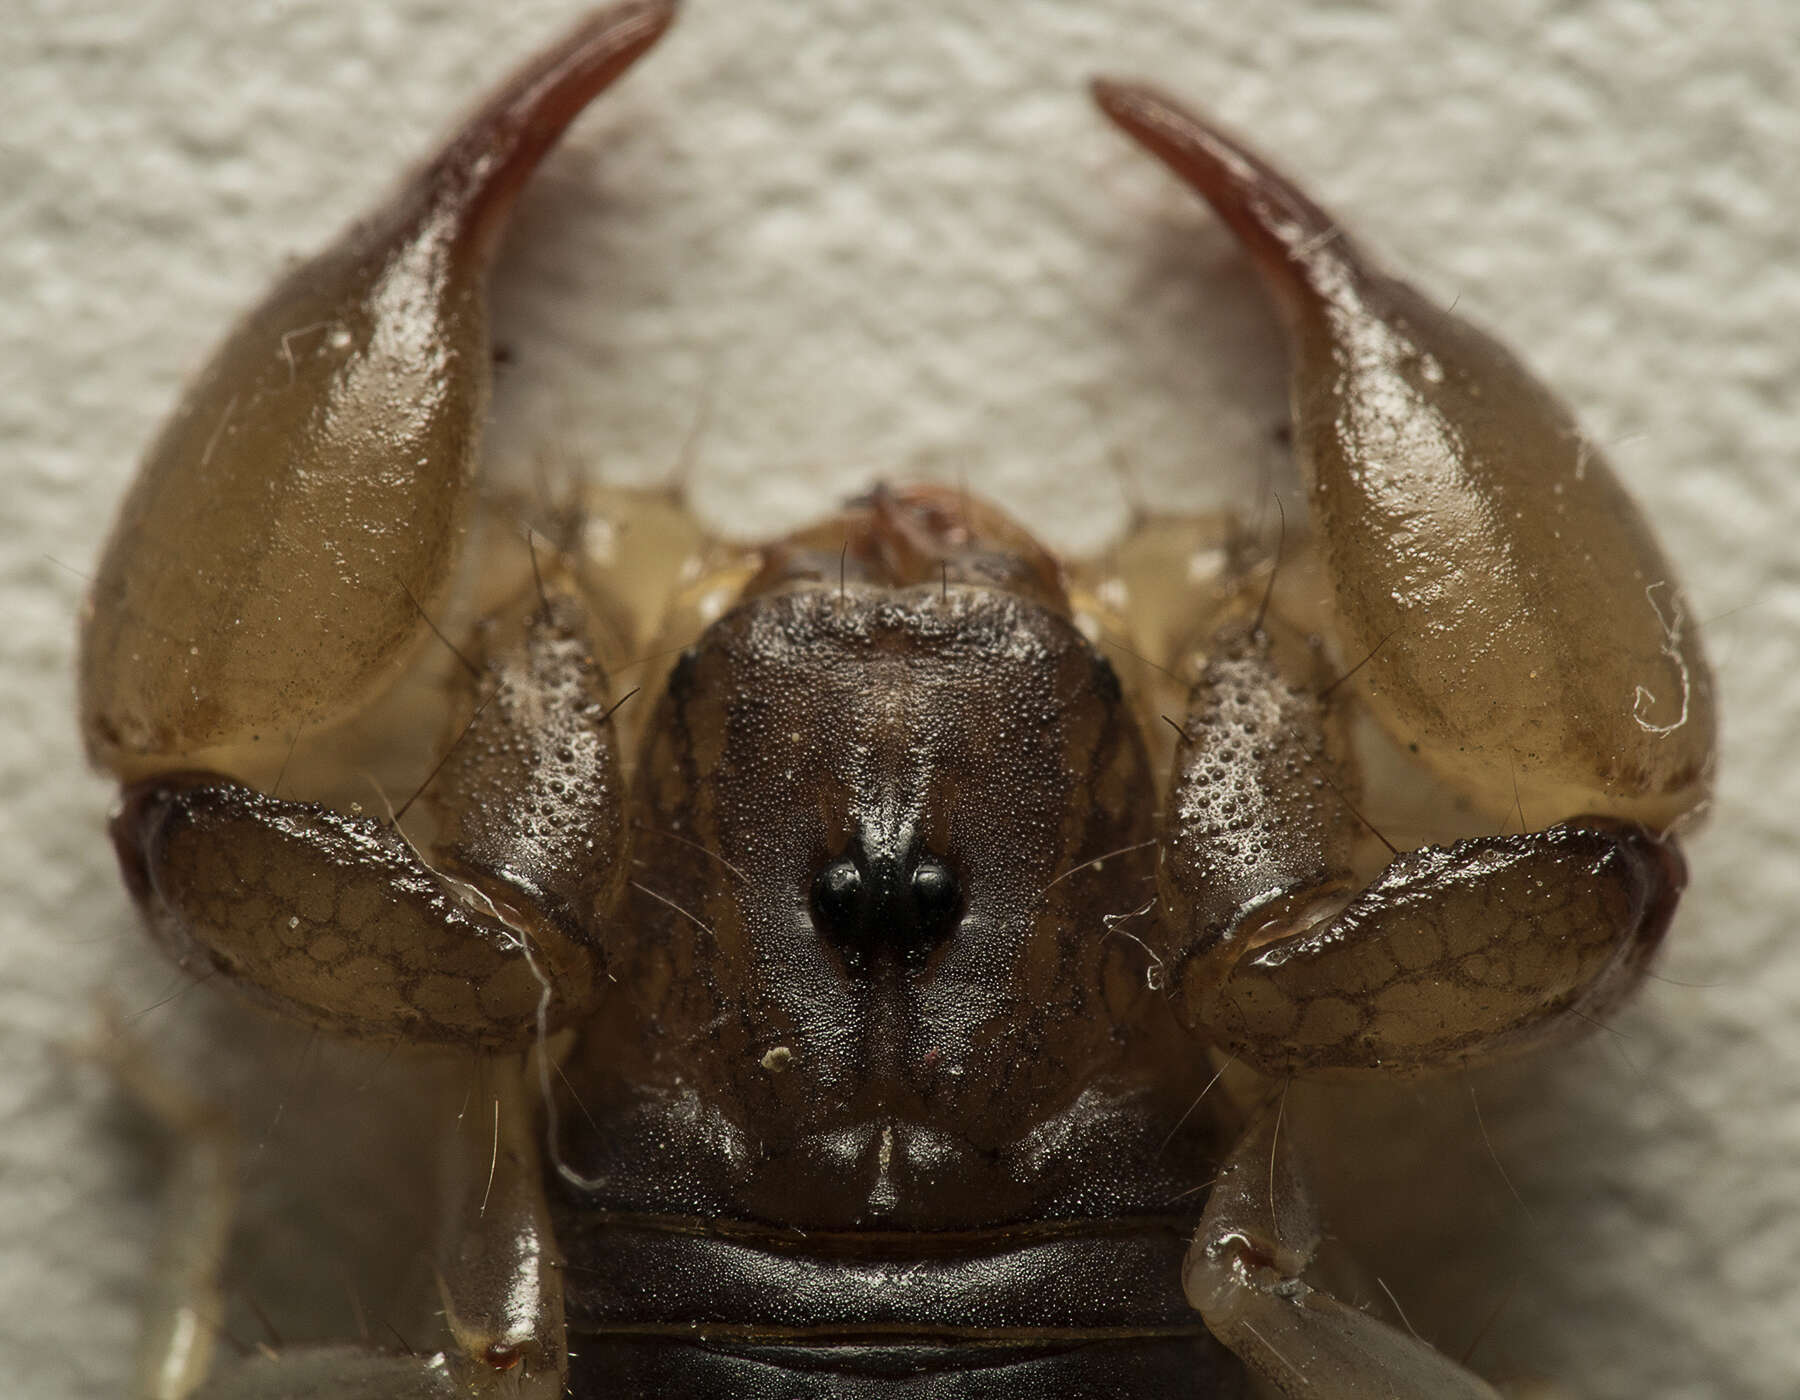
80,4 -> 1714,1396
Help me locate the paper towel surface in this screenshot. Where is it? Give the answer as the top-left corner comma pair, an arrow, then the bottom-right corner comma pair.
5,2 -> 1795,1395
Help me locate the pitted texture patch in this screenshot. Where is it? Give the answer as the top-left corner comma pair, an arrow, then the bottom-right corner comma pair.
127,778 -> 596,1045
1186,822 -> 1679,1073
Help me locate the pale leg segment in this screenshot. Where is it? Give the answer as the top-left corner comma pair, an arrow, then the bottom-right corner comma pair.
98,1042 -> 568,1399
81,1011 -> 237,1400
1191,1099 -> 1504,1399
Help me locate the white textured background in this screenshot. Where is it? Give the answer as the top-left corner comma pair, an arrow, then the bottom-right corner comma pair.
4,2 -> 1796,1396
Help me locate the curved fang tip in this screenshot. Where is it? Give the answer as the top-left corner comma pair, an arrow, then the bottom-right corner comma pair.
1091,76 -> 1716,827
1091,78 -> 1362,333
423,0 -> 679,265
76,1 -> 681,768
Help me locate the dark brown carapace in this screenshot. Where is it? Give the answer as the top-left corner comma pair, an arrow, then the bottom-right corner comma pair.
81,5 -> 1710,1397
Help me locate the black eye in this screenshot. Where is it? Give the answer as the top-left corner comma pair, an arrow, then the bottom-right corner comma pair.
811,858 -> 864,935
910,857 -> 961,933
810,847 -> 961,973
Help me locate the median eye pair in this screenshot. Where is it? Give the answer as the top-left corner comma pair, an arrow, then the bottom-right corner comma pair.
810,846 -> 962,968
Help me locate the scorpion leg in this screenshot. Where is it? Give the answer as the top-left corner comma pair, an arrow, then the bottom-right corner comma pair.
1094,81 -> 1713,830
1093,81 -> 1710,1073
1092,81 -> 1715,1390
82,8 -> 675,1398
77,1008 -> 237,1400
80,0 -> 673,775
191,1353 -> 460,1399
1156,628 -> 1686,1075
431,1058 -> 567,1399
1190,1098 -> 1504,1399
84,1013 -> 558,1399
109,1049 -> 566,1400
87,4 -> 674,1049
